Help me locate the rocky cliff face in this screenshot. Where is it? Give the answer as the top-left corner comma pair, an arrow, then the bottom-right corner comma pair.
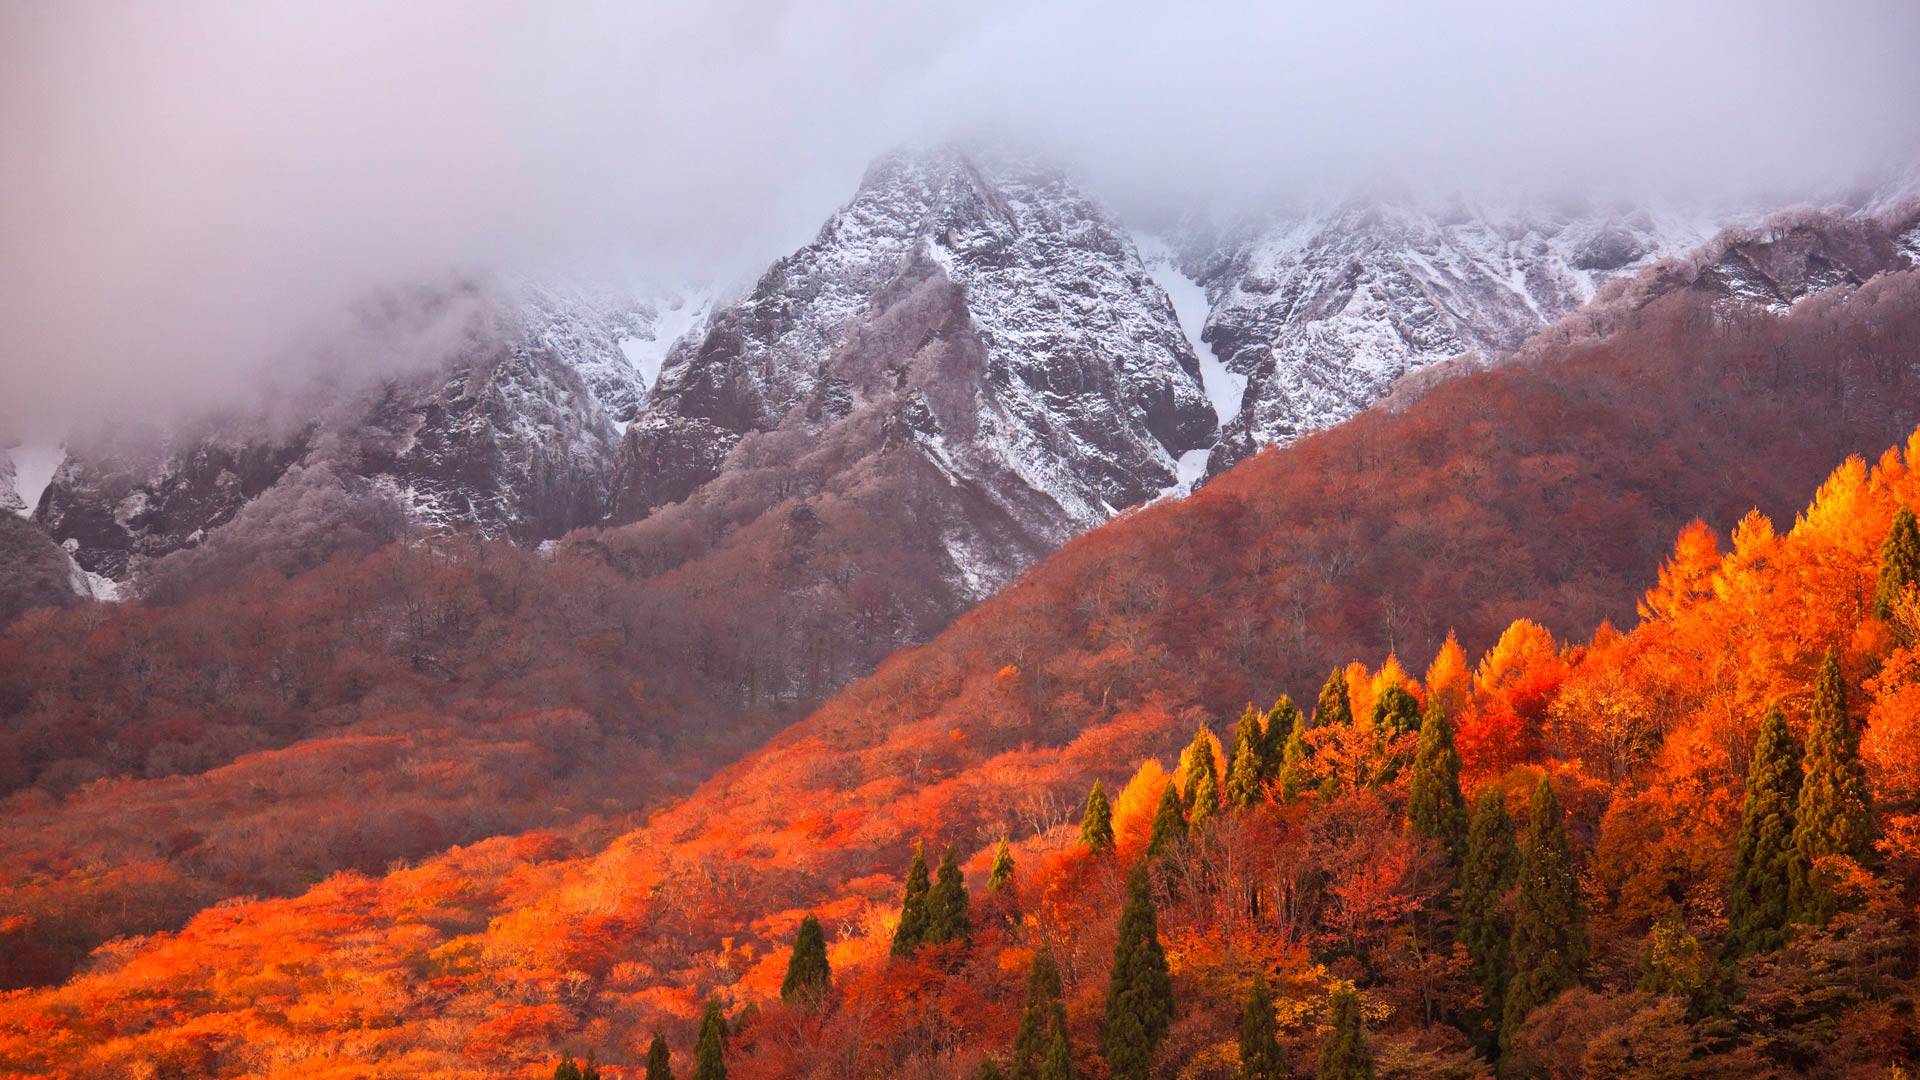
38,150 -> 1910,598
34,282 -> 642,581
33,149 -> 1217,605
1171,202 -> 1725,473
611,149 -> 1216,592
1687,210 -> 1920,311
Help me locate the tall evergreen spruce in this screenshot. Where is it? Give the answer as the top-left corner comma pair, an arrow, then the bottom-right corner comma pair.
1225,704 -> 1266,809
1725,707 -> 1803,956
1040,1029 -> 1074,1080
780,914 -> 831,1004
891,844 -> 932,957
1459,787 -> 1517,1046
1102,863 -> 1173,1080
1011,951 -> 1070,1080
554,1053 -> 583,1080
1182,727 -> 1222,829
1791,650 -> 1873,924
1317,983 -> 1375,1080
1316,668 -> 1353,727
976,1060 -> 1008,1080
1407,699 -> 1469,867
1080,781 -> 1115,852
1146,780 -> 1188,857
644,1034 -> 672,1080
1371,684 -> 1422,737
1500,777 -> 1586,1048
1238,972 -> 1287,1080
1876,506 -> 1920,619
1278,708 -> 1313,799
691,999 -> 728,1080
1261,696 -> 1301,782
988,838 -> 1015,892
928,845 -> 972,945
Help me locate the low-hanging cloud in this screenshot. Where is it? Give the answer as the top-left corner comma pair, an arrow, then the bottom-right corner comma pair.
4,0 -> 1918,436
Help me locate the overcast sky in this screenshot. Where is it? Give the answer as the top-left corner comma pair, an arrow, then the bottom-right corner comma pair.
4,0 -> 1919,436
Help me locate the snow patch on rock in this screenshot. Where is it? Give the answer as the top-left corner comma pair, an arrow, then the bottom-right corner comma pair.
1174,200 -> 1727,473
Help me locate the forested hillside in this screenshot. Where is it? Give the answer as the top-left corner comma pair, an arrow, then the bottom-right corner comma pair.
2,253 -> 1917,1078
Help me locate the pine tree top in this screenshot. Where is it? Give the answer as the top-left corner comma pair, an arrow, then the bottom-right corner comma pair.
692,999 -> 729,1080
892,844 -> 934,957
1728,707 -> 1803,955
1013,950 -> 1069,1080
1147,779 -> 1188,857
1876,505 -> 1920,618
1406,700 -> 1468,865
1317,982 -> 1375,1080
927,844 -> 972,945
781,913 -> 831,1004
1102,862 -> 1173,1080
1239,971 -> 1286,1080
1371,684 -> 1421,737
1316,668 -> 1353,727
988,838 -> 1015,891
1080,781 -> 1115,852
1791,649 -> 1874,924
645,1034 -> 672,1080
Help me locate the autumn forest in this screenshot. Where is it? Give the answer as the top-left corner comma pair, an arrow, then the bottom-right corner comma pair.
0,224 -> 1917,1080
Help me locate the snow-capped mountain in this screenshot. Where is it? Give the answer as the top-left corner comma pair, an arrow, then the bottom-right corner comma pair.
31,146 -> 1916,600
31,149 -> 1217,599
613,148 -> 1216,585
34,279 -> 666,581
1168,202 -> 1728,473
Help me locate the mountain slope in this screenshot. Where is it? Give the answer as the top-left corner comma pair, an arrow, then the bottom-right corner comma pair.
6,213 -> 1916,1077
615,149 -> 1214,587
1175,201 -> 1724,473
29,279 -> 683,583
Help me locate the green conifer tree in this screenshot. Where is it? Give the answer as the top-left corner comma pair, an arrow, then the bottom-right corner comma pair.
1317,983 -> 1375,1080
1875,506 -> 1920,619
1725,707 -> 1802,956
1316,668 -> 1353,727
1639,906 -> 1719,1019
988,838 -> 1015,892
644,1034 -> 672,1080
1224,704 -> 1266,809
1791,649 -> 1873,925
1080,781 -> 1116,852
1102,863 -> 1173,1080
1182,727 -> 1222,829
1459,787 -> 1517,1048
692,999 -> 727,1080
891,844 -> 932,957
1261,696 -> 1300,783
1238,972 -> 1287,1080
1040,1029 -> 1073,1080
581,1054 -> 603,1080
780,914 -> 831,1004
1371,684 -> 1422,737
554,1053 -> 583,1080
1146,780 -> 1188,857
1407,699 -> 1469,867
975,1060 -> 1008,1080
927,845 -> 973,945
1277,708 -> 1313,799
1011,951 -> 1069,1080
1500,777 -> 1587,1049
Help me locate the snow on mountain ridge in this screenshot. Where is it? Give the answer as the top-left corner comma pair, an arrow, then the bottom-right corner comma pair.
623,147 -> 1216,573
1175,199 -> 1727,473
